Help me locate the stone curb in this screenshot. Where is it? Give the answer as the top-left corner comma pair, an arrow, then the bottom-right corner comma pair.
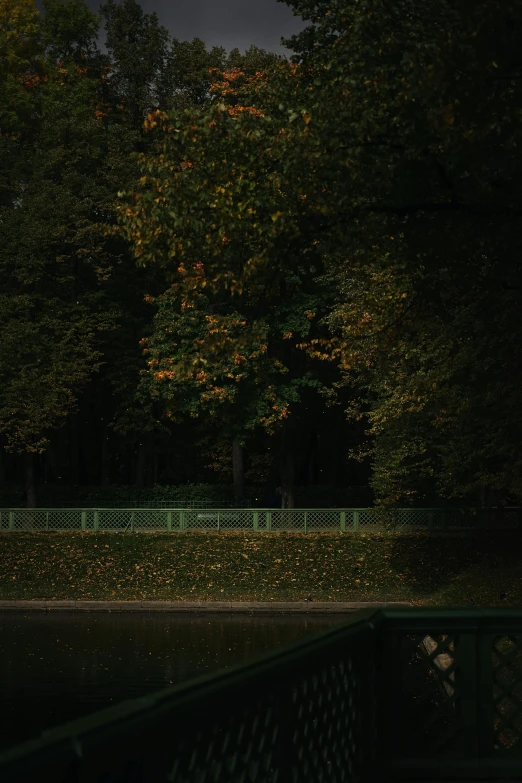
0,600 -> 414,612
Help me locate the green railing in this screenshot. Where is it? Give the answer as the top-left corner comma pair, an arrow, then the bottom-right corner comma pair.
0,506 -> 521,533
1,608 -> 522,781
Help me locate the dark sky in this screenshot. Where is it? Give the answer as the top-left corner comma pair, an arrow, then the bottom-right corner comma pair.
34,0 -> 309,58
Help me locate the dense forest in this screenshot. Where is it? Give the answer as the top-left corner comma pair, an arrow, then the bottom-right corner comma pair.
0,0 -> 521,510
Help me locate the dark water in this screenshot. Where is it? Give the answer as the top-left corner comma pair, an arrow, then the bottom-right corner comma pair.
0,611 -> 352,751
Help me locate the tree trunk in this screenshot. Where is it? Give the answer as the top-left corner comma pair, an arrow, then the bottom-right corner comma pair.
25,451 -> 37,508
0,437 -> 6,487
44,440 -> 59,483
334,419 -> 345,485
308,429 -> 319,485
478,459 -> 488,508
232,438 -> 245,502
279,424 -> 296,509
101,425 -> 111,486
153,452 -> 159,485
69,411 -> 80,486
135,439 -> 146,488
145,432 -> 155,487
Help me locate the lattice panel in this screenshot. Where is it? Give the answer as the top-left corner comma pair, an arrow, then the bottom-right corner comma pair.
98,510 -> 128,530
359,509 -> 433,531
492,634 -> 522,751
305,511 -> 341,531
46,511 -> 82,530
184,511 -> 254,531
291,655 -> 377,780
270,511 -> 307,531
156,652 -> 375,782
133,511 -> 169,532
359,509 -> 393,529
386,632 -> 462,758
162,692 -> 278,783
11,511 -> 48,531
218,511 -> 252,530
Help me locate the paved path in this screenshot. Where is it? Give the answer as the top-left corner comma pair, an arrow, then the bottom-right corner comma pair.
0,600 -> 413,612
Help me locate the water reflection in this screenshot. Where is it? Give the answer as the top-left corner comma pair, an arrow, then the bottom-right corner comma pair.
0,611 -> 353,750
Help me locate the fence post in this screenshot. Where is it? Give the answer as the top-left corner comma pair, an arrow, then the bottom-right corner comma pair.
130,511 -> 135,533
304,511 -> 308,534
9,510 -> 14,531
428,510 -> 434,530
340,511 -> 346,532
217,512 -> 220,533
266,510 -> 271,532
94,510 -> 99,532
180,510 -> 185,532
253,511 -> 259,532
81,511 -> 86,532
353,510 -> 360,533
46,511 -> 49,532
166,511 -> 172,532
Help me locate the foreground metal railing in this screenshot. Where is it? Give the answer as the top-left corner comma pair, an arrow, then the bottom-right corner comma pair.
0,507 -> 521,532
1,608 -> 522,782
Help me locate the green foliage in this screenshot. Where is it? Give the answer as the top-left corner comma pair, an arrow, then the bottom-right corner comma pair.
273,0 -> 522,506
106,54 -> 342,456
2,0 -> 521,511
0,482 -> 252,507
39,0 -> 101,63
0,26 -> 124,454
0,0 -> 41,75
98,0 -> 171,125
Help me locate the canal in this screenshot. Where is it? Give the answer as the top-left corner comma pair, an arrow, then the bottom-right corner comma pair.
0,611 -> 353,751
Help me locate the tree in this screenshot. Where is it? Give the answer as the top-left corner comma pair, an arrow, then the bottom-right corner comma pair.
0,1 -> 138,505
98,0 -> 170,128
105,50 -> 345,507
155,36 -> 228,112
38,0 -> 101,64
272,0 -> 522,507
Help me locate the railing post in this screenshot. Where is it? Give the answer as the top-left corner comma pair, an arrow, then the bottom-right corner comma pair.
340,511 -> 346,532
253,510 -> 259,532
266,510 -> 271,532
353,509 -> 360,532
94,509 -> 99,532
9,510 -> 14,531
166,510 -> 172,532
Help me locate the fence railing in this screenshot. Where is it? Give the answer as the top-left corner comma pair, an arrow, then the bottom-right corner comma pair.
1,607 -> 522,782
0,507 -> 521,532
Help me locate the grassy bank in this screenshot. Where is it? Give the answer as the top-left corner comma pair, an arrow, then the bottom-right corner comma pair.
0,530 -> 520,607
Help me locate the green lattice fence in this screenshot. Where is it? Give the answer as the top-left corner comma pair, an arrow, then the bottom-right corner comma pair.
2,608 -> 522,782
380,608 -> 522,780
0,507 -> 520,533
